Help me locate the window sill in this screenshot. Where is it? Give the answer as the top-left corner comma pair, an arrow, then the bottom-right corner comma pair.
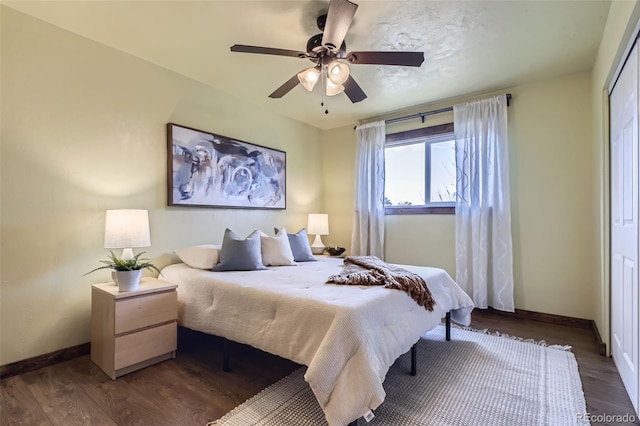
385,206 -> 455,215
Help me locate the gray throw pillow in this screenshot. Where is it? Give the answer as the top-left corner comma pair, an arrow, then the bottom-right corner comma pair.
274,227 -> 316,262
212,229 -> 267,271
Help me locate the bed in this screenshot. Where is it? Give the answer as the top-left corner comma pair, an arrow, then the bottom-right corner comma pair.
160,256 -> 474,426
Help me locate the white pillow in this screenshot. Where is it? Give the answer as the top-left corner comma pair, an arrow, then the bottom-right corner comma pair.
258,228 -> 296,266
174,244 -> 221,269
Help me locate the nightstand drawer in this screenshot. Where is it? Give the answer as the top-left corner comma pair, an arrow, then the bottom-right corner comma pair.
114,322 -> 177,370
115,291 -> 177,335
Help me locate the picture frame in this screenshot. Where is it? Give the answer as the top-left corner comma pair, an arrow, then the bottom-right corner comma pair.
167,123 -> 286,209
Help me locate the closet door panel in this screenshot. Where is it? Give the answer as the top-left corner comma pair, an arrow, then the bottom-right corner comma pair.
610,41 -> 639,415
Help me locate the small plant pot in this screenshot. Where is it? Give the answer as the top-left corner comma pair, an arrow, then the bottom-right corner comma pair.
116,270 -> 142,292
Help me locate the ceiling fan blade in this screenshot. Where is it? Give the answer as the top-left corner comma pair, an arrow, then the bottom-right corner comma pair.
322,0 -> 358,52
343,75 -> 367,103
346,51 -> 425,67
230,44 -> 307,58
268,74 -> 301,98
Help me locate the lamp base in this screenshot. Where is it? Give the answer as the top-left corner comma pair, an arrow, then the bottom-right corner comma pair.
121,248 -> 134,260
310,234 -> 326,255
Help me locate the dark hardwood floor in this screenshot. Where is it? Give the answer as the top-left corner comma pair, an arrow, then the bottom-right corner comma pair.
1,309 -> 638,425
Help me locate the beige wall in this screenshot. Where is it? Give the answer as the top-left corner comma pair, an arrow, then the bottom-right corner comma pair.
591,0 -> 640,353
322,126 -> 356,251
0,8 -> 323,365
510,73 -> 594,318
324,72 -> 597,320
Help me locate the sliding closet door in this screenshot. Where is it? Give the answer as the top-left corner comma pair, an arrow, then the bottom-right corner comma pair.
610,41 -> 639,414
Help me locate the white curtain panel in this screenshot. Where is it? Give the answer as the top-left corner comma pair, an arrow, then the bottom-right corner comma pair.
351,120 -> 385,258
454,95 -> 514,312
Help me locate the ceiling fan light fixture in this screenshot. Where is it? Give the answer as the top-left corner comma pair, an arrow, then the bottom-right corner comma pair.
325,78 -> 344,96
297,67 -> 320,91
230,0 -> 426,108
327,61 -> 350,85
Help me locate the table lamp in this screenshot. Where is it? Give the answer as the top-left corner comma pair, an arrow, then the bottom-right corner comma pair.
307,213 -> 329,255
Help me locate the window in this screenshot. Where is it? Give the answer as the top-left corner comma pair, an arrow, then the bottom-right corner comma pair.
384,123 -> 455,215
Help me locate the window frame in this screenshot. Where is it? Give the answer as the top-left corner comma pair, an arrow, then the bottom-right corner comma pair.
384,123 -> 455,215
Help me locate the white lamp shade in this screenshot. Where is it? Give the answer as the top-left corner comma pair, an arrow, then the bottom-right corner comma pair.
307,213 -> 329,235
297,67 -> 320,91
104,209 -> 151,249
325,78 -> 344,96
328,61 -> 350,85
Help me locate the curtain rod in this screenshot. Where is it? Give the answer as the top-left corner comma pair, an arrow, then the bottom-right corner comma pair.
354,94 -> 512,129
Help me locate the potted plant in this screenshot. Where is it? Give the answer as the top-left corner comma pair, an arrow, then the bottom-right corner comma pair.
85,251 -> 161,292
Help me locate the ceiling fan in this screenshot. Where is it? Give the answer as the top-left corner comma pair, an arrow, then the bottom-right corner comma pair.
230,0 -> 424,108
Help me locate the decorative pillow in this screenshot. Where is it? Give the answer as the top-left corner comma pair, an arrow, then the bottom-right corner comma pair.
212,229 -> 267,271
258,228 -> 296,266
274,227 -> 316,262
174,244 -> 221,269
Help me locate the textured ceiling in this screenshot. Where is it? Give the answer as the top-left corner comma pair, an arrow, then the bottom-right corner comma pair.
3,0 -> 611,130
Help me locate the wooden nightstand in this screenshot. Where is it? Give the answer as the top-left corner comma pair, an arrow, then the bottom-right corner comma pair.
91,277 -> 178,380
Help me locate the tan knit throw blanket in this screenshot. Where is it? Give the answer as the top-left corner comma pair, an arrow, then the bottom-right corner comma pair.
327,256 -> 436,311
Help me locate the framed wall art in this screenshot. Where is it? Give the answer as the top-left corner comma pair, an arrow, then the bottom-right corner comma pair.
167,123 -> 286,209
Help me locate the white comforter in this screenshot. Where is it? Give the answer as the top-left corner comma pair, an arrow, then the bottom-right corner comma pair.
161,257 -> 474,426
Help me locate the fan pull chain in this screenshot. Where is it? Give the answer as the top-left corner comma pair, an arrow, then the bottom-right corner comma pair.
321,67 -> 325,109
321,65 -> 328,114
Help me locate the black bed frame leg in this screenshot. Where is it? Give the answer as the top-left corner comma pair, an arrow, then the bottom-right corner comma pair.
222,337 -> 231,372
410,343 -> 417,376
446,311 -> 451,341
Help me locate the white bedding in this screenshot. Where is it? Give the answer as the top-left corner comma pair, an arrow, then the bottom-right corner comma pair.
161,256 -> 474,426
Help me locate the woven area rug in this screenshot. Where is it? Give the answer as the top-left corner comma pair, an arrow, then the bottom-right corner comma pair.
212,326 -> 587,426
